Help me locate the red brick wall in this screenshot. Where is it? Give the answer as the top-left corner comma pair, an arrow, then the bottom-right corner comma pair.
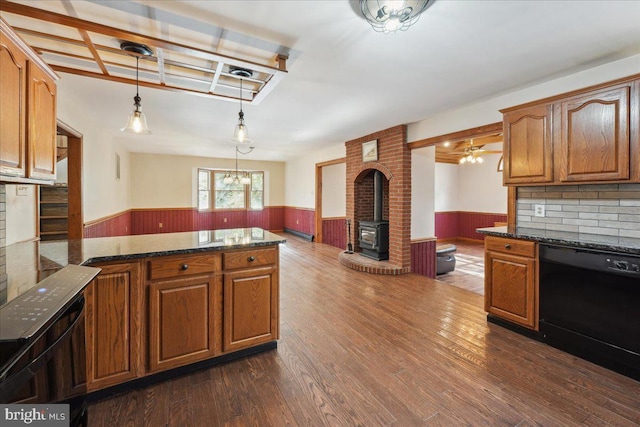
346,125 -> 411,269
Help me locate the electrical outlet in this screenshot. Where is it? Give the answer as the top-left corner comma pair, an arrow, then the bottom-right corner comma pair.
159,222 -> 163,228
224,218 -> 227,223
296,220 -> 299,224
534,204 -> 545,218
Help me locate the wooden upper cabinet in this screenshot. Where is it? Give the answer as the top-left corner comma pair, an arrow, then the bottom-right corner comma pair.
557,84 -> 631,182
503,104 -> 553,184
0,24 -> 27,178
27,62 -> 57,180
0,18 -> 57,183
502,74 -> 639,186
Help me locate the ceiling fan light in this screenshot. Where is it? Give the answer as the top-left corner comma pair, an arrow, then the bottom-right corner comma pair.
459,157 -> 466,164
477,156 -> 484,163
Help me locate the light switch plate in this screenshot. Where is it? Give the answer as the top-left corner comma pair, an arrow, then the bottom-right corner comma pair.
534,204 -> 545,217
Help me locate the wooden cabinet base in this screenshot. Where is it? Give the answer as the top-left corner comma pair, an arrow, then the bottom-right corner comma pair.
85,245 -> 280,392
484,236 -> 538,330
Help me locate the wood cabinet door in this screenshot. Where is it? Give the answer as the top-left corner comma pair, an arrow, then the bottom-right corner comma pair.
0,29 -> 27,178
503,104 -> 553,184
26,61 -> 57,181
85,262 -> 141,391
148,275 -> 219,373
557,85 -> 631,182
223,266 -> 278,353
485,251 -> 537,330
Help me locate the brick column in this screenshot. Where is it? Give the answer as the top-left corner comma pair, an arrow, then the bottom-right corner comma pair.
345,125 -> 411,270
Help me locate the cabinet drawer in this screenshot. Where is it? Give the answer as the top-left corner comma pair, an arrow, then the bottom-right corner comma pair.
485,236 -> 536,258
148,253 -> 221,280
223,247 -> 277,270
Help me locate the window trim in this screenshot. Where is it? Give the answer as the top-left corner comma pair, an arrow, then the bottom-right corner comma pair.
197,168 -> 264,212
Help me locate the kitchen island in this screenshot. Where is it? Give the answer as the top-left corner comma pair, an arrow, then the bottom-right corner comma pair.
1,228 -> 286,398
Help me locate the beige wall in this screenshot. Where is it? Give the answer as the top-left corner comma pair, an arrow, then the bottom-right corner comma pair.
57,79 -> 132,223
321,163 -> 346,218
5,184 -> 37,245
130,152 -> 285,209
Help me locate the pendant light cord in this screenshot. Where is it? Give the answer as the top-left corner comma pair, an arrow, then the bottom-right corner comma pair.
136,56 -> 140,97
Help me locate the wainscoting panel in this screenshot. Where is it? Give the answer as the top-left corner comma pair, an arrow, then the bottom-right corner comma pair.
284,207 -> 315,237
84,211 -> 131,238
435,212 -> 460,240
410,239 -> 436,278
435,211 -> 507,241
322,218 -> 346,249
458,212 -> 507,240
85,207 -> 286,238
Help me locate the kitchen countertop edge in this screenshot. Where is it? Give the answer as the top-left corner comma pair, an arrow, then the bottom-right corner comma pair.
477,226 -> 640,254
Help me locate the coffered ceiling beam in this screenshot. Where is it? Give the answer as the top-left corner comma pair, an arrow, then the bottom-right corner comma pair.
0,1 -> 287,77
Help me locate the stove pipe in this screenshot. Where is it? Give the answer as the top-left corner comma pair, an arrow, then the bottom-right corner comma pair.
374,170 -> 383,223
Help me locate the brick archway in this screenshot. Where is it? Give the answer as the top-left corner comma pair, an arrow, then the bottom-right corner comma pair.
345,125 -> 411,270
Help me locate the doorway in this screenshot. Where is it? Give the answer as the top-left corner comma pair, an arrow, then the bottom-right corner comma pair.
39,120 -> 82,239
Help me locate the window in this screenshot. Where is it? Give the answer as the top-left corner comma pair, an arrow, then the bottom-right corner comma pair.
198,169 -> 264,211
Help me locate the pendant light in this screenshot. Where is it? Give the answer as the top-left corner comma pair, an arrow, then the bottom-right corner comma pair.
230,67 -> 253,144
223,146 -> 254,185
120,42 -> 153,134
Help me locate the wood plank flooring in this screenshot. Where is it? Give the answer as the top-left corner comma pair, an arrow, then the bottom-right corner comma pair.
435,240 -> 485,295
87,234 -> 640,426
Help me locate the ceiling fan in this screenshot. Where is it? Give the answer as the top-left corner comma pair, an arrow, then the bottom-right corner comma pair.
434,134 -> 503,165
458,139 -> 502,164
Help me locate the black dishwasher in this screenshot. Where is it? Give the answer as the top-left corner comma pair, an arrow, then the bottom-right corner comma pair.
0,265 -> 100,425
539,244 -> 640,380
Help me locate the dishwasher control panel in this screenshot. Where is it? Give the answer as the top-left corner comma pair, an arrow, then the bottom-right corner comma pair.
605,257 -> 640,274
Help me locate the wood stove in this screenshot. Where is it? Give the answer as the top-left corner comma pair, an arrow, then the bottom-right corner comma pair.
359,220 -> 389,260
358,170 -> 389,260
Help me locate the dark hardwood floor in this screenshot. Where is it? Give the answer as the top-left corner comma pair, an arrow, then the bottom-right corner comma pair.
88,234 -> 640,426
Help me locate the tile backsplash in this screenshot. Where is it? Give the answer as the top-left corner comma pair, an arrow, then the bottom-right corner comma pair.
517,184 -> 640,239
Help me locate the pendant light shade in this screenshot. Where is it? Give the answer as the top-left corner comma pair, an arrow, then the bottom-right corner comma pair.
230,68 -> 253,144
120,42 -> 153,134
360,0 -> 434,34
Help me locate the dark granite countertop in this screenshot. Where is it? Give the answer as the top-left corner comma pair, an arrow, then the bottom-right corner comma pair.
477,226 -> 640,255
0,228 -> 286,307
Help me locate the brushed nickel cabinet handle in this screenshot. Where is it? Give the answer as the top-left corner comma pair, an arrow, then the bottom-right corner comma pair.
504,244 -> 511,249
181,264 -> 189,270
248,256 -> 255,262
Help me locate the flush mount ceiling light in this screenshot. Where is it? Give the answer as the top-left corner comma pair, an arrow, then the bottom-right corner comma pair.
360,0 -> 434,34
120,41 -> 153,134
230,67 -> 253,144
